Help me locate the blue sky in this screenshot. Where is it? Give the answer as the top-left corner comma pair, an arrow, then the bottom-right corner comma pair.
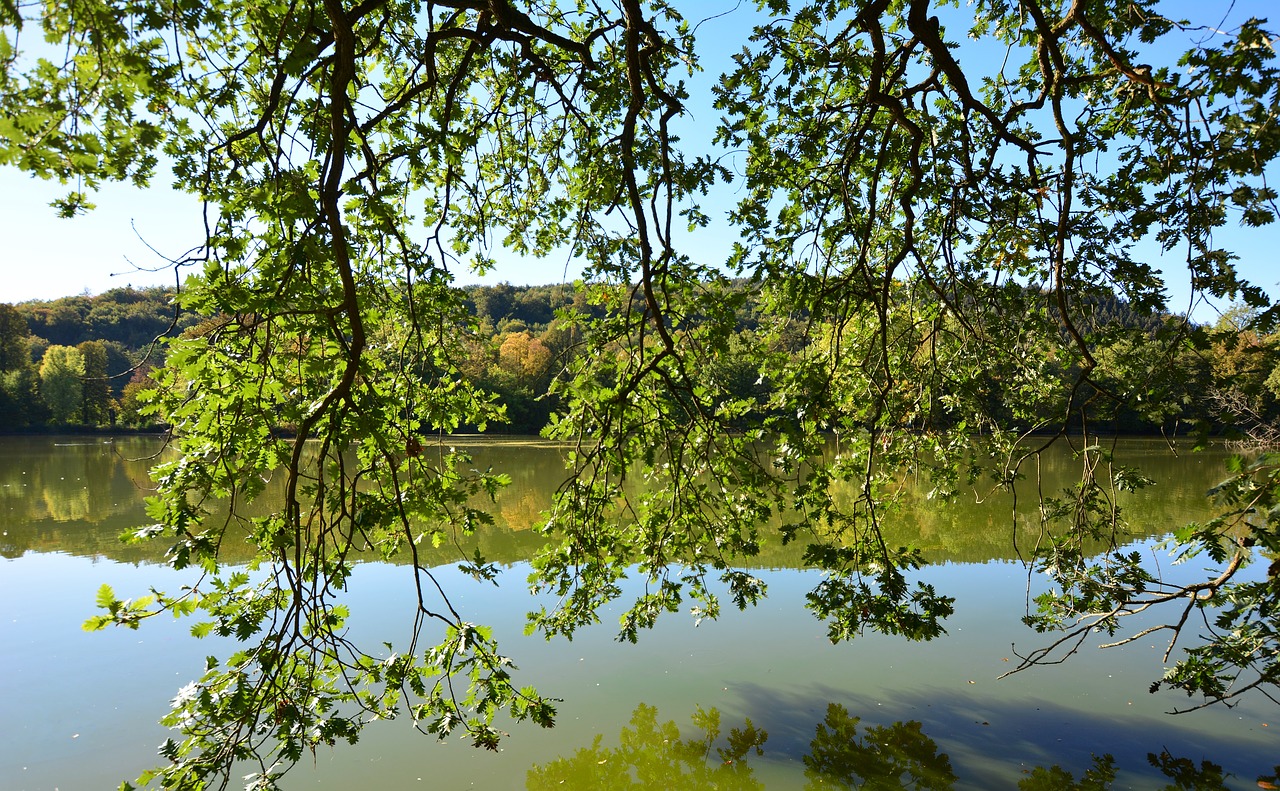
1,0 -> 1275,323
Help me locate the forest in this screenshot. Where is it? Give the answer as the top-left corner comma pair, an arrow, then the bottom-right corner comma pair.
0,282 -> 584,431
4,282 -> 1280,439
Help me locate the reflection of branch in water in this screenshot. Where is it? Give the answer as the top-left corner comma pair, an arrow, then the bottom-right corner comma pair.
802,703 -> 956,791
1017,755 -> 1117,791
527,704 -> 1248,790
1145,750 -> 1231,791
1004,451 -> 1280,712
525,703 -> 767,791
524,702 -> 956,790
1257,764 -> 1280,791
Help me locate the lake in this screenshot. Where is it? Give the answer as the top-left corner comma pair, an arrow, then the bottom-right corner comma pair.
1,435 -> 1275,789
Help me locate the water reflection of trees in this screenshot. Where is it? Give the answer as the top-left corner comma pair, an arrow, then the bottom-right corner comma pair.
849,441 -> 1236,566
526,703 -> 768,790
38,441 -> 116,522
0,436 -> 161,559
1017,755 -> 1117,791
802,703 -> 955,790
527,703 -> 1243,790
2,438 -> 1239,569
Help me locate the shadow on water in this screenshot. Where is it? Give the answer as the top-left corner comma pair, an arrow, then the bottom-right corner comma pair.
725,681 -> 1275,789
527,696 -> 1278,790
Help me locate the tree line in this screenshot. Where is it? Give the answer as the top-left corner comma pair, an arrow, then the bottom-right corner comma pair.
0,287 -> 197,429
3,282 -> 1278,441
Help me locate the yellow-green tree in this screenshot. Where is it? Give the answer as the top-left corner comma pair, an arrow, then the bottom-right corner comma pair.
39,344 -> 85,425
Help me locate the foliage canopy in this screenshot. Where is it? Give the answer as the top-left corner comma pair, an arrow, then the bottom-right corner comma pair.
3,0 -> 1280,788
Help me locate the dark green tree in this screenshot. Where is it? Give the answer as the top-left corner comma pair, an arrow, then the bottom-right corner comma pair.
0,303 -> 38,429
0,303 -> 30,373
76,339 -> 112,425
803,704 -> 956,790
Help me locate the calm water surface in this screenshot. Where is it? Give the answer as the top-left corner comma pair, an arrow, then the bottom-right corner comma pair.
1,436 -> 1275,789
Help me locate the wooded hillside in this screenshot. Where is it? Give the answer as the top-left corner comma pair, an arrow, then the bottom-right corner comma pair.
4,283 -> 1276,438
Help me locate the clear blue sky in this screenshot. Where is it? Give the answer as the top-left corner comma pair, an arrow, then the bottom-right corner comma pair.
1,0 -> 1275,323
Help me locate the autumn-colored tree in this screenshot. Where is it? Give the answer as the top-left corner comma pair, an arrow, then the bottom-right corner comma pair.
1202,305 -> 1280,442
117,364 -> 156,427
497,332 -> 554,388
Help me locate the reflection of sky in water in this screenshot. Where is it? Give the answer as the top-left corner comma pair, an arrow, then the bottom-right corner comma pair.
0,437 -> 1275,789
3,555 -> 1275,790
